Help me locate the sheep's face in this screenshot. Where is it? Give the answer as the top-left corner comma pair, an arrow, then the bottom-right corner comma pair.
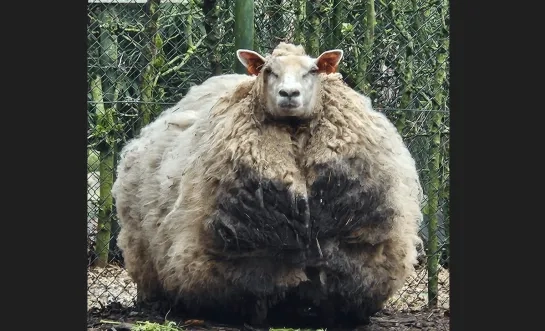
237,47 -> 344,118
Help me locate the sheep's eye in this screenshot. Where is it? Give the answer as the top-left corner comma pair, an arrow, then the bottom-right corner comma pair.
265,67 -> 277,77
304,68 -> 319,78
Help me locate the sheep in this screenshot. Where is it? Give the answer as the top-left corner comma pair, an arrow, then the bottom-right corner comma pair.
111,42 -> 424,328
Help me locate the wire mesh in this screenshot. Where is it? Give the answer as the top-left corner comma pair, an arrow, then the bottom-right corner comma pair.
87,0 -> 450,313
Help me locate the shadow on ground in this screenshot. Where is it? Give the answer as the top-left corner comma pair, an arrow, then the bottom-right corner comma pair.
87,302 -> 449,331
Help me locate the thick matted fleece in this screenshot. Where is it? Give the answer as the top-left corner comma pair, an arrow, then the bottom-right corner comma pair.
87,265 -> 449,311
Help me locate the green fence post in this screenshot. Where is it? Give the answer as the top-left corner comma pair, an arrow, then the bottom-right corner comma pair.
234,0 -> 255,74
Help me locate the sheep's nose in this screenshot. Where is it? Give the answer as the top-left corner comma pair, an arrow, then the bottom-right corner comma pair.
279,89 -> 300,98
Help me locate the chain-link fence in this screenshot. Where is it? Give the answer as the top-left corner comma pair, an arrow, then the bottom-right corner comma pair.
87,0 -> 450,314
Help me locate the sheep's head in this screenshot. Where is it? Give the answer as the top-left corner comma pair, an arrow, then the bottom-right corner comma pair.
236,44 -> 343,119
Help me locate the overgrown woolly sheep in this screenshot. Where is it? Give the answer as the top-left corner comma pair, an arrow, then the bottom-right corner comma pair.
112,42 -> 423,327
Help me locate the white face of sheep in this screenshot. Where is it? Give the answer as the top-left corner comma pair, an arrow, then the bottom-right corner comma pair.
236,48 -> 344,118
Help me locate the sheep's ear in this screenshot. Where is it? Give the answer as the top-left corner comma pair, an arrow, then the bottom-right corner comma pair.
315,49 -> 344,74
236,49 -> 267,76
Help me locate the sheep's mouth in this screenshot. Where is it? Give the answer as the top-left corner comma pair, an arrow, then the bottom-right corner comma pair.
278,101 -> 301,110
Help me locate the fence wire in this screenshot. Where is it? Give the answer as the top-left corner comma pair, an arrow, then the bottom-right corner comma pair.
87,0 -> 450,313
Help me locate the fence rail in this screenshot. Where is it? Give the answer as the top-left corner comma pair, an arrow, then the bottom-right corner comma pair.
87,0 -> 450,312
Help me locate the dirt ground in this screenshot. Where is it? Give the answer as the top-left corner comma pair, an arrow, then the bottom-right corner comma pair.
87,301 -> 449,331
